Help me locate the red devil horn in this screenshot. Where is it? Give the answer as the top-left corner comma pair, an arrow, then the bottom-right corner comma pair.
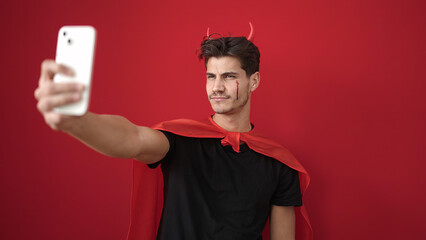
247,22 -> 254,41
205,22 -> 254,40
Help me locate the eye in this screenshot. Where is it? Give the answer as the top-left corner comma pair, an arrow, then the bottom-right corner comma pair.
226,75 -> 236,79
207,75 -> 215,79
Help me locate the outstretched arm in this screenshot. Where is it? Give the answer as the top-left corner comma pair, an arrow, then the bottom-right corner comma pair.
35,60 -> 169,164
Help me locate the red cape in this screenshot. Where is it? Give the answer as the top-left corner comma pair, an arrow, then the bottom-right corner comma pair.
126,117 -> 312,240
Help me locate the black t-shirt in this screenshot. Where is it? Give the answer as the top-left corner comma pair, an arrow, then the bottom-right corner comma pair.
148,131 -> 302,240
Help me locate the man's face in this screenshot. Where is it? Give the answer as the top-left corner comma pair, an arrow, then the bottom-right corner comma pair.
206,56 -> 258,115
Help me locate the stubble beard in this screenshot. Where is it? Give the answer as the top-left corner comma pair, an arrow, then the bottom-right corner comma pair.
211,93 -> 249,115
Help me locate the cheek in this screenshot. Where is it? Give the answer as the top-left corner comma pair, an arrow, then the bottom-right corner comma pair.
234,81 -> 250,94
236,80 -> 239,99
205,81 -> 211,92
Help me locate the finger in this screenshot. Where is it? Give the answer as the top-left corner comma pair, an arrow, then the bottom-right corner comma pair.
44,112 -> 74,130
37,92 -> 81,112
34,87 -> 41,100
36,82 -> 84,99
40,60 -> 74,82
44,112 -> 62,130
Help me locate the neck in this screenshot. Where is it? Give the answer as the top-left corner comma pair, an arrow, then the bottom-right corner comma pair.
212,111 -> 252,132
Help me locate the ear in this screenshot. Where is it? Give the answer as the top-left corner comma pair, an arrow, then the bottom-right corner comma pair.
249,72 -> 260,92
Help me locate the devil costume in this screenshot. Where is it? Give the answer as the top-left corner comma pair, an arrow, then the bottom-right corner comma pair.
126,117 -> 312,240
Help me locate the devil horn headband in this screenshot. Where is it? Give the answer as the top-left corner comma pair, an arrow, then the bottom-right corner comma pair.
206,22 -> 254,41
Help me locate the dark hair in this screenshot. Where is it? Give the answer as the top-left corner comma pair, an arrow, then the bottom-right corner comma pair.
198,36 -> 260,77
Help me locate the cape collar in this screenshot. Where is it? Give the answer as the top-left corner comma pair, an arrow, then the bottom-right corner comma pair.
208,116 -> 254,153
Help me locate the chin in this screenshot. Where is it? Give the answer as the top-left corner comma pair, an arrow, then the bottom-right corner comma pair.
212,107 -> 236,115
210,105 -> 230,114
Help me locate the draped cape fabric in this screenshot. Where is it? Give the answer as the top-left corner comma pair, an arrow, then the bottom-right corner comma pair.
126,117 -> 312,240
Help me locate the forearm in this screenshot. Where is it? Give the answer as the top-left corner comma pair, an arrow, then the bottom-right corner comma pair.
62,112 -> 144,159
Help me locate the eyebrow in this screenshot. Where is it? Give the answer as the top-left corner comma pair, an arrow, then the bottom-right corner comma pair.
206,72 -> 239,76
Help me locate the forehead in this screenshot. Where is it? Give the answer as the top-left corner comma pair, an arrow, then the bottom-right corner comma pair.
206,56 -> 244,73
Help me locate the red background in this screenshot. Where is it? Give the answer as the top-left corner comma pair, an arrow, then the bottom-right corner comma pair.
1,0 -> 425,239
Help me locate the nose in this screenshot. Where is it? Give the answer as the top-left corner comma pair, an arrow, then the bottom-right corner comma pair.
212,78 -> 225,92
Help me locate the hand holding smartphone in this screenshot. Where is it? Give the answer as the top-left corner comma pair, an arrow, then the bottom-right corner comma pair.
53,26 -> 96,116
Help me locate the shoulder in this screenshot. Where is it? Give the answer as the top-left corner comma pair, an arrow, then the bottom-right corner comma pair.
153,118 -> 210,129
153,118 -> 224,139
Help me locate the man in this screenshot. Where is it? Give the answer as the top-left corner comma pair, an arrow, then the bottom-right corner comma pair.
35,35 -> 310,240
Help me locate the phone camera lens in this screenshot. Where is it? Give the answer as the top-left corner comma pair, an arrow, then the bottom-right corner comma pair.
63,31 -> 67,36
68,39 -> 72,44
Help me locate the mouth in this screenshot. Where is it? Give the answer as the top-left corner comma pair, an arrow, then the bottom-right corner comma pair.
210,96 -> 230,102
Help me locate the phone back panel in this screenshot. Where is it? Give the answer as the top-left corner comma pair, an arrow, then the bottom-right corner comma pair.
53,26 -> 96,116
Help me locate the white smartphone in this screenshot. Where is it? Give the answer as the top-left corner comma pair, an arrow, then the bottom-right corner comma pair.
53,25 -> 97,116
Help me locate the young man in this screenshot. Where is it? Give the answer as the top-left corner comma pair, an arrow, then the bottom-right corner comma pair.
35,36 -> 310,240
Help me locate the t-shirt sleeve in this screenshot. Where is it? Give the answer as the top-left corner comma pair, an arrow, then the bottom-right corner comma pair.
147,130 -> 175,169
270,164 -> 303,206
